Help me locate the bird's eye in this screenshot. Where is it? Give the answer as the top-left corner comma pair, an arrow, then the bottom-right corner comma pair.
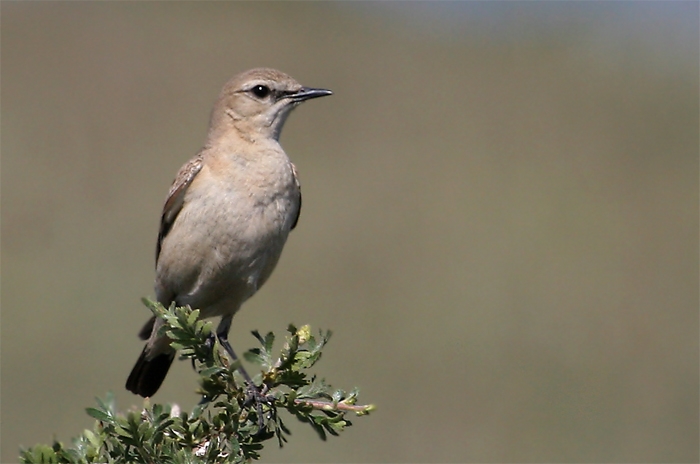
250,85 -> 271,98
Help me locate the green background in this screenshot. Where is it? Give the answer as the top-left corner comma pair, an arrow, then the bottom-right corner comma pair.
2,2 -> 698,462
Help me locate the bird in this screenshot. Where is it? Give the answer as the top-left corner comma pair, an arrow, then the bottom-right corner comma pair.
126,68 -> 332,397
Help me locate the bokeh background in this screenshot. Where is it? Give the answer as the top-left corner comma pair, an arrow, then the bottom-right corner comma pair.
2,2 -> 698,462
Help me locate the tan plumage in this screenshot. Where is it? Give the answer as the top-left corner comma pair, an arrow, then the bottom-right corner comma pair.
126,68 -> 331,397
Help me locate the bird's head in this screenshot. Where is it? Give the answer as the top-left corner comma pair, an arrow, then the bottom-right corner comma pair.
208,68 -> 332,143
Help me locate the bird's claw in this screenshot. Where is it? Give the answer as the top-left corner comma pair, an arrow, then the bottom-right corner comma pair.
243,382 -> 275,432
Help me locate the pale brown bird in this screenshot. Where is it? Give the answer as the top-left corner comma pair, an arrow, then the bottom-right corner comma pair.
126,68 -> 332,397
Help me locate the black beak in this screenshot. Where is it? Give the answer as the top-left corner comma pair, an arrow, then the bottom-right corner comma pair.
288,87 -> 333,102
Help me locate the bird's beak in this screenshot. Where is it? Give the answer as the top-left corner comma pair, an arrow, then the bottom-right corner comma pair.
288,87 -> 333,102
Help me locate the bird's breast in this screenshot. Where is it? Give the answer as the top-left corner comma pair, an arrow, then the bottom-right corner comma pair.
155,153 -> 299,311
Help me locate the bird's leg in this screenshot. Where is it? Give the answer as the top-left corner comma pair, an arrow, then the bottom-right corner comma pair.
215,315 -> 272,432
216,319 -> 252,383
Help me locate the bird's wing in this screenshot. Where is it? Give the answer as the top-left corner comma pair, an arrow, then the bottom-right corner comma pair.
156,153 -> 205,262
290,162 -> 302,230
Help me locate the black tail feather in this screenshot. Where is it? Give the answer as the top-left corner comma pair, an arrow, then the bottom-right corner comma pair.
125,348 -> 174,397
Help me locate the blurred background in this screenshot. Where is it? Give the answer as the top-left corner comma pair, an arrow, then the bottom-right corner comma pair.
2,2 -> 697,462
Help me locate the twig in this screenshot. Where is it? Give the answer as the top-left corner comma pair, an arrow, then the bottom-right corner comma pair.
293,398 -> 374,414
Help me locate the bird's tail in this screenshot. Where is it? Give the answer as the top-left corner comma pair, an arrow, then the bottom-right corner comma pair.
125,347 -> 175,397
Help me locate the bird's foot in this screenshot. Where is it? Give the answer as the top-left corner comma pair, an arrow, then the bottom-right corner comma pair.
243,382 -> 276,433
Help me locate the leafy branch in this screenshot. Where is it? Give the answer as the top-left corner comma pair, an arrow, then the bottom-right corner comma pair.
20,300 -> 374,463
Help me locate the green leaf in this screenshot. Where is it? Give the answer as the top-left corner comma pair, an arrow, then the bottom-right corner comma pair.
187,308 -> 201,326
113,425 -> 133,439
243,351 -> 265,365
85,407 -> 112,422
264,331 -> 275,353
